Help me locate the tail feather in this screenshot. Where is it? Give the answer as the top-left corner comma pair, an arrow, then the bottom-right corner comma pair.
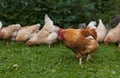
99,19 -> 102,24
15,24 -> 21,28
45,14 -> 53,25
97,19 -> 106,29
44,14 -> 55,32
87,21 -> 97,30
36,24 -> 41,27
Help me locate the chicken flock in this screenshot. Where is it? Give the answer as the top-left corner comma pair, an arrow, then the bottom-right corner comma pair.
0,15 -> 120,64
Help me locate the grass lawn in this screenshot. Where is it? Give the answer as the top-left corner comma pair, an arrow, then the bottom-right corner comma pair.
0,40 -> 120,78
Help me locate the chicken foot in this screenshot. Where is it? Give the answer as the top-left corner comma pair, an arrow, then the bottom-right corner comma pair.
79,58 -> 82,65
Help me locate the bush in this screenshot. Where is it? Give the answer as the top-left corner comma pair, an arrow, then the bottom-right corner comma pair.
0,0 -> 119,28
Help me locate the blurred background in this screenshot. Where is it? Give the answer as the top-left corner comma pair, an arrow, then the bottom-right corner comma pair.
0,0 -> 119,28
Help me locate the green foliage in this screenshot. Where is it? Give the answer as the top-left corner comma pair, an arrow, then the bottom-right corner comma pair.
95,0 -> 120,25
0,0 -> 119,28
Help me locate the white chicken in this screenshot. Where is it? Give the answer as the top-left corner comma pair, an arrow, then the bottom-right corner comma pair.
104,23 -> 120,51
26,15 -> 59,47
0,24 -> 21,40
15,24 -> 40,42
104,23 -> 120,43
96,19 -> 107,42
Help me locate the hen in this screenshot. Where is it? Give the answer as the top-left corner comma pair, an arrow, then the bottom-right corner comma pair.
96,19 -> 107,42
0,24 -> 21,40
104,23 -> 120,51
57,21 -> 99,64
15,24 -> 40,42
26,15 -> 60,47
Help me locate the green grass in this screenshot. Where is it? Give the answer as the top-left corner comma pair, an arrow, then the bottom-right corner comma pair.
0,41 -> 120,78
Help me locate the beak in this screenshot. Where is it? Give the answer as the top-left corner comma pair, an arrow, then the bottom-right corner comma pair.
104,40 -> 109,44
16,40 -> 20,42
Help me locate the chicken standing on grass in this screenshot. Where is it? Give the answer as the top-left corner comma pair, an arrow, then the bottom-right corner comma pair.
104,23 -> 120,51
15,24 -> 40,42
26,15 -> 60,48
96,19 -> 107,42
57,21 -> 99,64
0,24 -> 21,40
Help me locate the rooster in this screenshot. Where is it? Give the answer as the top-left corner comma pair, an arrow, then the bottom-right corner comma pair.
15,24 -> 40,42
26,15 -> 60,48
96,19 -> 107,42
0,24 -> 21,40
57,21 -> 99,64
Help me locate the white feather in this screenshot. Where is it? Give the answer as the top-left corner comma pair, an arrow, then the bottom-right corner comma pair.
87,21 -> 97,29
46,32 -> 58,40
86,35 -> 94,40
15,24 -> 21,28
45,14 -> 53,25
36,24 -> 40,27
0,21 -> 3,29
44,14 -> 55,32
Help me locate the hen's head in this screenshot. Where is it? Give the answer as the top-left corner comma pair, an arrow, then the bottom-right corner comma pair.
16,39 -> 20,42
104,36 -> 111,44
16,37 -> 25,42
25,37 -> 37,46
57,28 -> 64,41
25,40 -> 33,46
104,31 -> 117,44
104,35 -> 115,44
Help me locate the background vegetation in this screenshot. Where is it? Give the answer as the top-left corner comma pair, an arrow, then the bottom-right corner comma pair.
0,0 -> 119,28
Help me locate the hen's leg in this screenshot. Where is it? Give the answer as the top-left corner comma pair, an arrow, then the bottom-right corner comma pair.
48,44 -> 51,48
75,53 -> 82,64
87,54 -> 92,62
79,58 -> 82,65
